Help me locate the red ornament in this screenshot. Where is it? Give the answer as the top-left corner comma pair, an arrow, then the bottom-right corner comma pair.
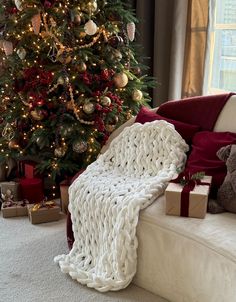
9,7 -> 18,14
101,69 -> 110,81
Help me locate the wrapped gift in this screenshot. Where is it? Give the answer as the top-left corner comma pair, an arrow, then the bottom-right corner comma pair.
165,173 -> 212,219
27,200 -> 60,224
19,178 -> 44,203
2,200 -> 29,218
0,181 -> 19,201
60,179 -> 72,214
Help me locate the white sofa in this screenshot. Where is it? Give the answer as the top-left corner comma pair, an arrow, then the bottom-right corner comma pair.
101,95 -> 236,302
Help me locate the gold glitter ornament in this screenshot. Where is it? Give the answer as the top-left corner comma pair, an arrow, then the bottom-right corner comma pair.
57,49 -> 72,64
81,0 -> 98,13
76,61 -> 87,73
113,72 -> 129,88
54,145 -> 67,158
105,124 -> 116,133
30,110 -> 44,121
2,123 -> 15,141
72,140 -> 88,153
100,96 -> 111,106
83,102 -> 95,114
132,89 -> 143,101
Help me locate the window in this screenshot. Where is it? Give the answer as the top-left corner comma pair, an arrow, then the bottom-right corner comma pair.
206,0 -> 236,93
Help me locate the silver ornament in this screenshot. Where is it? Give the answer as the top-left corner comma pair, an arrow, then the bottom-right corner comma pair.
127,22 -> 136,42
100,96 -> 111,106
72,140 -> 88,153
16,47 -> 26,60
83,102 -> 95,114
14,0 -> 23,11
3,41 -> 13,56
84,20 -> 98,36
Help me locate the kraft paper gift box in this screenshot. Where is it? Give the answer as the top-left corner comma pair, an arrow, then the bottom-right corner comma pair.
2,201 -> 28,218
27,203 -> 60,224
0,181 -> 19,201
165,175 -> 212,219
59,179 -> 72,214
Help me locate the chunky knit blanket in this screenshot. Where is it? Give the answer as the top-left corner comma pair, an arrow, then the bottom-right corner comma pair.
55,120 -> 189,292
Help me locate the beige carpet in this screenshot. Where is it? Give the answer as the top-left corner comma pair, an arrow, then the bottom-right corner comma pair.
0,213 -> 169,302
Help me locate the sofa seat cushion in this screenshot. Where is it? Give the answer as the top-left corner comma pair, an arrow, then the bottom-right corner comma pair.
134,195 -> 236,302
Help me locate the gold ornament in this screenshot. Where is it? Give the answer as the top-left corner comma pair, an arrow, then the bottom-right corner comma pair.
132,89 -> 143,101
76,61 -> 87,73
79,31 -> 87,38
30,110 -> 44,121
54,145 -> 67,158
72,140 -> 88,153
84,20 -> 98,36
113,72 -> 129,88
100,96 -> 111,106
105,124 -> 116,133
31,13 -> 41,35
81,0 -> 97,13
57,76 -> 64,85
83,102 -> 95,114
57,49 -> 72,64
2,123 -> 15,141
8,139 -> 19,150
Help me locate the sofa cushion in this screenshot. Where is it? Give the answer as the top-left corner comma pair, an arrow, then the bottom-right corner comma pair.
185,131 -> 236,197
135,106 -> 200,144
134,195 -> 236,302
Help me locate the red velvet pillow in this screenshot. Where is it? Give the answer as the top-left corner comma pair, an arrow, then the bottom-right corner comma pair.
185,131 -> 236,197
135,106 -> 200,144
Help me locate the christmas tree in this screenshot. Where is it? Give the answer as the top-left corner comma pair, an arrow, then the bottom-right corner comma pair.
0,0 -> 154,181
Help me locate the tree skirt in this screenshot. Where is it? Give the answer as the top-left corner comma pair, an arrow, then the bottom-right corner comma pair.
54,120 -> 189,292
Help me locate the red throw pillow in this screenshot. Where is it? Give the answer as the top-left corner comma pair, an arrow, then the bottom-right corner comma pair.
135,106 -> 200,144
185,131 -> 236,197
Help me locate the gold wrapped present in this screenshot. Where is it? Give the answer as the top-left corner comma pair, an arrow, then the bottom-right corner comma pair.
165,174 -> 212,219
27,201 -> 60,224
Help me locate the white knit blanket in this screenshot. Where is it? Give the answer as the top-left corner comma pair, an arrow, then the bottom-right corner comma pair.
55,120 -> 189,292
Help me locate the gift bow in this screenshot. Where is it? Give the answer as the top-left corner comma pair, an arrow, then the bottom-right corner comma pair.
31,200 -> 56,212
171,171 -> 210,217
2,199 -> 29,208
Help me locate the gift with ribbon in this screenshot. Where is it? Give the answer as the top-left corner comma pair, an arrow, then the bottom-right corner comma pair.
27,198 -> 60,224
2,199 -> 29,218
0,181 -> 20,201
165,172 -> 212,218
